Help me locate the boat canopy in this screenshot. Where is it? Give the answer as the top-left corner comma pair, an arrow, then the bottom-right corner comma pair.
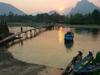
67,31 -> 74,34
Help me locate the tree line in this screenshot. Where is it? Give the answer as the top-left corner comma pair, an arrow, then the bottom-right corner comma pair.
0,9 -> 100,25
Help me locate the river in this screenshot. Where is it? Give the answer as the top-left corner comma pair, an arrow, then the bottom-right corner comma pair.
4,26 -> 100,69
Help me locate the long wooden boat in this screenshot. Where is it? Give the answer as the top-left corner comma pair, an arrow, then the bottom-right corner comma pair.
70,51 -> 93,75
62,51 -> 83,75
74,63 -> 100,74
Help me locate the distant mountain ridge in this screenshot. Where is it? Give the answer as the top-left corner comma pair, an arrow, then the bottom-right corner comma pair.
69,0 -> 100,15
0,2 -> 25,15
48,7 -> 73,15
48,10 -> 58,15
63,7 -> 73,15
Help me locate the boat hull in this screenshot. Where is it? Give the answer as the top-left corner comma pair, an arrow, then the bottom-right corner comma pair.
62,51 -> 83,75
70,51 -> 93,75
64,36 -> 74,41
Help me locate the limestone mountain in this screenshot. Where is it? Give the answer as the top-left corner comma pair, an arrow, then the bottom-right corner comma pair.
63,7 -> 73,15
0,2 -> 25,15
69,0 -> 100,15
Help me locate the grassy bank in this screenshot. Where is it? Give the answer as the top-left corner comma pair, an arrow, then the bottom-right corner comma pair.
92,51 -> 100,75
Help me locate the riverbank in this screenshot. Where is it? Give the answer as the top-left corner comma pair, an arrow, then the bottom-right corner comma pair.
8,22 -> 100,29
0,46 -> 64,75
8,22 -> 46,27
59,24 -> 100,29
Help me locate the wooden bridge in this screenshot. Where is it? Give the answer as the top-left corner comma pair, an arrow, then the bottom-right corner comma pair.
0,25 -> 54,44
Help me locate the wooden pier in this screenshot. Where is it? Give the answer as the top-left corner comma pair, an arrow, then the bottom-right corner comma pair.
0,25 -> 54,44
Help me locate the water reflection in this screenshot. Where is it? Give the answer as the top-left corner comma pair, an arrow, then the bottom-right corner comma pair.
91,28 -> 99,38
74,28 -> 100,39
64,41 -> 74,49
64,40 -> 74,53
7,27 -> 54,48
74,28 -> 82,34
58,27 -> 63,43
5,27 -> 100,69
6,33 -> 36,48
20,40 -> 23,46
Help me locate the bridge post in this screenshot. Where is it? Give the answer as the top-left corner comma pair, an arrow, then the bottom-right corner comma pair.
34,30 -> 36,36
30,30 -> 32,36
37,29 -> 39,35
38,29 -> 40,34
40,28 -> 42,32
25,32 -> 27,37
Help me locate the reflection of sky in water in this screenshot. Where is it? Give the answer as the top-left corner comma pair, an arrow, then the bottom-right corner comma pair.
58,27 -> 63,43
7,27 -> 100,69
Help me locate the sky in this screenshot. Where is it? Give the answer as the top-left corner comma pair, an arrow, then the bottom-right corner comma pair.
0,0 -> 100,15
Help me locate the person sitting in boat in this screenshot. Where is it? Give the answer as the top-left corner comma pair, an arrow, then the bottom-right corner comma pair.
79,51 -> 82,55
72,56 -> 78,63
89,51 -> 93,55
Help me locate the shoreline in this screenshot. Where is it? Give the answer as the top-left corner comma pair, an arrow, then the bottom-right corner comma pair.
0,46 -> 64,75
8,24 -> 100,29
59,25 -> 100,29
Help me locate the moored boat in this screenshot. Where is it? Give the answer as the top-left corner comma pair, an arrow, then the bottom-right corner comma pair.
62,51 -> 83,75
64,31 -> 74,41
70,51 -> 93,75
74,63 -> 100,75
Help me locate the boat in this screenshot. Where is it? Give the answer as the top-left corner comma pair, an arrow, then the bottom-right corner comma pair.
74,63 -> 100,75
74,63 -> 93,75
64,31 -> 74,41
62,51 -> 83,75
70,51 -> 93,75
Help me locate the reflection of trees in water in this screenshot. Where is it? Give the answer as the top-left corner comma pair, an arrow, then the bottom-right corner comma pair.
74,28 -> 82,34
64,40 -> 74,53
91,28 -> 98,38
74,28 -> 99,38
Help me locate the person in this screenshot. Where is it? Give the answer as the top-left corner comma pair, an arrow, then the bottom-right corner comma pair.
21,27 -> 23,32
73,56 -> 78,63
56,23 -> 58,26
0,33 -> 3,40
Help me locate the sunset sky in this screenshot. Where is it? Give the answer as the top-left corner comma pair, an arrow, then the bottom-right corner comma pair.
0,0 -> 100,14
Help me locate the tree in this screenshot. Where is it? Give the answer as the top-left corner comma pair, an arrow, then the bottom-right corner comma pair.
49,12 -> 60,22
8,11 -> 14,22
91,9 -> 100,23
69,13 -> 83,24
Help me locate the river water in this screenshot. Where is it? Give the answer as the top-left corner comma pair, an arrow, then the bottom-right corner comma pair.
6,26 -> 100,69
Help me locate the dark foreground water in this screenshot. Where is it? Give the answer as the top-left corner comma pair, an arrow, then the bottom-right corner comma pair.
4,26 -> 100,69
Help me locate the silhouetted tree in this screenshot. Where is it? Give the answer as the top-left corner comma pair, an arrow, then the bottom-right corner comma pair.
0,9 -> 100,24
8,11 -> 14,22
49,12 -> 60,22
91,9 -> 100,23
